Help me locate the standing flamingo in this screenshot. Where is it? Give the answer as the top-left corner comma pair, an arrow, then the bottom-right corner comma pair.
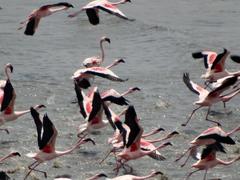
176,125 -> 240,167
185,145 -> 240,180
182,73 -> 240,126
18,2 -> 74,35
68,0 -> 134,25
0,64 -> 45,133
83,36 -> 110,68
24,107 -> 95,180
87,170 -> 163,180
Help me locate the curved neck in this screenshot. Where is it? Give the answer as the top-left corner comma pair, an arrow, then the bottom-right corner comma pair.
142,128 -> 163,138
100,40 -> 105,62
5,66 -> 11,80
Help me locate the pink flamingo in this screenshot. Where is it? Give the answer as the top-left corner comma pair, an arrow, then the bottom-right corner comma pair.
24,107 -> 95,180
87,170 -> 163,180
113,106 -> 172,174
68,0 -> 134,25
175,125 -> 240,167
18,2 -> 73,35
0,152 -> 20,163
185,145 -> 240,180
182,73 -> 240,126
0,64 -> 45,133
83,36 -> 110,68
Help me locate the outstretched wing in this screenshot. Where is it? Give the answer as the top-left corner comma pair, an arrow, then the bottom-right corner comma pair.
183,73 -> 208,95
74,81 -> 87,118
1,80 -> 15,114
87,89 -> 102,122
102,95 -> 129,106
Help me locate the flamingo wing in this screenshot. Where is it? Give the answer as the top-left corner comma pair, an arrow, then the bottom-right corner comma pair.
102,95 -> 129,106
230,55 -> 240,63
97,3 -> 132,21
24,16 -> 40,36
1,80 -> 14,113
74,81 -> 87,118
86,8 -> 100,25
211,48 -> 228,72
124,105 -> 142,148
87,88 -> 102,122
102,104 -> 117,130
200,145 -> 216,160
46,2 -> 74,13
183,73 -> 208,96
209,75 -> 238,97
192,51 -> 217,69
198,133 -> 235,145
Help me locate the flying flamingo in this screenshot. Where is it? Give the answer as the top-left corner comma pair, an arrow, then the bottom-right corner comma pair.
82,36 -> 110,68
86,170 -> 163,180
72,66 -> 128,83
24,107 -> 95,180
192,48 -> 232,83
68,0 -> 134,25
0,64 -> 45,133
185,145 -> 240,180
182,73 -> 240,126
112,105 -> 172,174
18,2 -> 74,35
0,152 -> 21,163
75,58 -> 126,89
175,125 -> 240,167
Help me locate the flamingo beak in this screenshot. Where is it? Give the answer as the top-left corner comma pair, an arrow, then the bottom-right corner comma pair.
156,127 -> 165,132
163,142 -> 172,146
97,173 -> 108,178
155,171 -> 163,175
6,64 -> 13,73
117,59 -> 125,63
38,104 -> 46,108
12,152 -> 21,157
131,87 -> 141,91
105,38 -> 111,44
170,131 -> 179,136
83,138 -> 96,145
127,0 -> 131,2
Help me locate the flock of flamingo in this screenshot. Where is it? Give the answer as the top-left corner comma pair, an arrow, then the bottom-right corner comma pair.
1,0 -> 240,180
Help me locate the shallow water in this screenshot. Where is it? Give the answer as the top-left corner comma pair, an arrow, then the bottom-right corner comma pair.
1,0 -> 240,179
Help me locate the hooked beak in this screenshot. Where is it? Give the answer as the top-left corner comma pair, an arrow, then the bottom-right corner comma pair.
163,142 -> 172,146
97,173 -> 108,178
154,171 -> 163,175
156,127 -> 165,132
6,63 -> 13,73
12,152 -> 21,157
83,138 -> 96,145
131,87 -> 141,91
103,37 -> 111,44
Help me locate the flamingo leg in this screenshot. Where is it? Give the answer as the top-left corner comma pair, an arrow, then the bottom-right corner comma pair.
24,161 -> 40,180
180,151 -> 192,167
203,169 -> 208,180
182,106 -> 203,126
29,162 -> 47,178
185,169 -> 201,180
205,107 -> 221,126
99,148 -> 115,164
0,128 -> 9,134
175,147 -> 192,162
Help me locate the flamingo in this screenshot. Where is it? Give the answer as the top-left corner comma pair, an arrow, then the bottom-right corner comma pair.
113,105 -> 172,174
0,152 -> 21,163
192,48 -> 231,83
24,107 -> 95,180
175,125 -> 240,167
0,64 -> 45,133
75,58 -> 126,89
87,170 -> 163,180
83,36 -> 111,68
68,0 -> 134,25
18,2 -> 74,35
185,145 -> 240,180
182,73 -> 240,126
72,66 -> 128,83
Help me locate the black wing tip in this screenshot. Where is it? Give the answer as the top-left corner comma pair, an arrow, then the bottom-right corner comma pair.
24,17 -> 35,36
230,55 -> 240,63
192,51 -> 203,59
57,2 -> 74,8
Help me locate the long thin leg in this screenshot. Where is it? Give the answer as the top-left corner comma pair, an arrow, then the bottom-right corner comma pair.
24,161 -> 39,180
182,106 -> 203,126
205,107 -> 221,126
99,148 -> 115,164
181,152 -> 192,167
203,169 -> 208,180
185,169 -> 202,180
175,147 -> 192,162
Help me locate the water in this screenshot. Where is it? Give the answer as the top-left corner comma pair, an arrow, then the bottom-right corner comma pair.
1,0 -> 240,179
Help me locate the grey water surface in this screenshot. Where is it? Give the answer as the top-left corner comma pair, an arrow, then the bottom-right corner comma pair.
1,0 -> 240,179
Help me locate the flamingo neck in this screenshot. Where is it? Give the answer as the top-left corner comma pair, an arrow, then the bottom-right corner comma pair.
3,109 -> 30,122
221,88 -> 240,102
227,125 -> 240,136
146,133 -> 173,143
100,40 -> 105,63
0,153 -> 13,163
56,139 -> 84,157
142,128 -> 162,138
218,156 -> 240,166
110,0 -> 127,5
5,67 -> 11,80
231,70 -> 240,76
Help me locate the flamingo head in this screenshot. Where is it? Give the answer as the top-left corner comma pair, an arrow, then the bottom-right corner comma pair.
83,138 -> 96,145
96,173 -> 108,178
101,36 -> 111,44
57,2 -> 74,8
11,152 -> 21,157
125,0 -> 131,2
155,127 -> 165,132
6,63 -> 13,73
163,142 -> 172,146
